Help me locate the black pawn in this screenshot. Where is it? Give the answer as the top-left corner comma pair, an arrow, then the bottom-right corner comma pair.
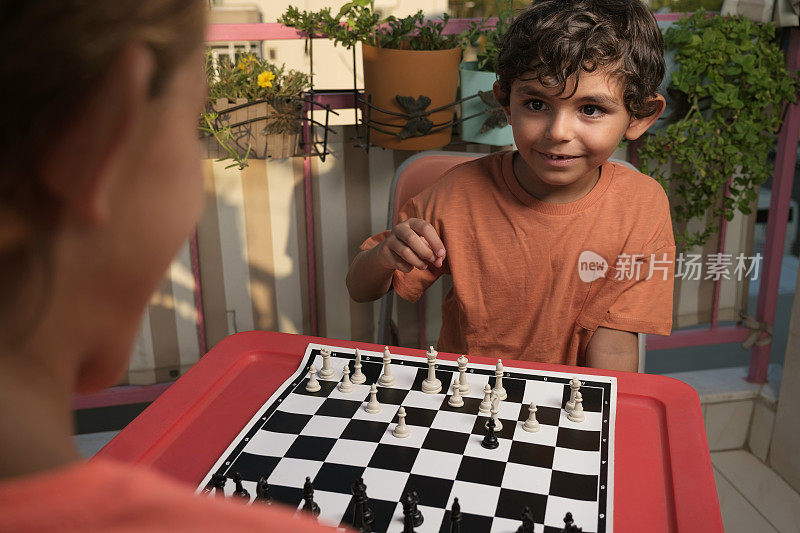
233,472 -> 250,500
450,497 -> 462,533
481,416 -> 499,449
211,473 -> 227,497
401,493 -> 416,533
410,490 -> 423,527
562,512 -> 582,532
517,506 -> 534,533
302,476 -> 320,517
255,477 -> 271,504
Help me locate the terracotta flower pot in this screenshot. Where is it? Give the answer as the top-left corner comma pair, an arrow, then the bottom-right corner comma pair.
362,44 -> 462,150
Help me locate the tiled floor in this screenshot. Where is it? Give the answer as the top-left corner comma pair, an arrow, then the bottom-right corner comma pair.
713,450 -> 800,533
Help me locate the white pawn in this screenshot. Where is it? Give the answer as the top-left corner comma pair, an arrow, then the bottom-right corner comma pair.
485,392 -> 503,432
305,365 -> 321,392
522,402 -> 540,433
392,406 -> 410,438
568,391 -> 585,423
457,354 -> 470,395
364,383 -> 381,414
448,382 -> 464,408
494,359 -> 507,401
351,349 -> 366,384
378,346 -> 395,387
565,377 -> 581,413
318,347 -> 335,379
479,384 -> 492,414
338,364 -> 353,393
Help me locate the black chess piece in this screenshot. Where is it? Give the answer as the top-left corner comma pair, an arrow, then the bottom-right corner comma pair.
562,511 -> 582,532
351,477 -> 373,532
255,477 -> 271,504
302,476 -> 321,518
450,497 -> 462,533
481,416 -> 499,449
232,472 -> 250,500
401,492 -> 416,533
517,506 -> 535,533
410,490 -> 423,527
211,473 -> 227,497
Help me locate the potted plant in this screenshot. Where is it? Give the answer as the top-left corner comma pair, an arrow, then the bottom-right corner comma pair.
200,52 -> 311,167
458,0 -> 515,146
279,1 -> 462,150
637,10 -> 799,248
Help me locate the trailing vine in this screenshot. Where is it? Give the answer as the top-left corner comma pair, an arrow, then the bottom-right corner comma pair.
638,10 -> 800,248
278,0 -> 460,51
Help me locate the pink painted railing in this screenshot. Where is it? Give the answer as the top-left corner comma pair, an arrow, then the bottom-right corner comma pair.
74,13 -> 798,410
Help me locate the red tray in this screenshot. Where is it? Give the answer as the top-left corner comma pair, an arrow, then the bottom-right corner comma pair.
96,331 -> 722,532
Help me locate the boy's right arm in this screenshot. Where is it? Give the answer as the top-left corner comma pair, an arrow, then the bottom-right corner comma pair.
346,218 -> 446,303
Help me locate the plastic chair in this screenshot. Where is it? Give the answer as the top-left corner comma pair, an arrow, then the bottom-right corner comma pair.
377,151 -> 646,372
378,150 -> 483,349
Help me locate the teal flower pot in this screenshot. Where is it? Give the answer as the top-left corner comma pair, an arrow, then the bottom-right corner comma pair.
459,61 -> 515,146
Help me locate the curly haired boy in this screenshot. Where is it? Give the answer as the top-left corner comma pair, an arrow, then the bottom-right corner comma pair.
348,0 -> 675,371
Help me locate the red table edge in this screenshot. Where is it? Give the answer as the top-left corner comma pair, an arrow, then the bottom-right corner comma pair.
97,330 -> 722,531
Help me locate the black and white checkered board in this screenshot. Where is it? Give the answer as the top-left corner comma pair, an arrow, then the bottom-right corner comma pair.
198,344 -> 617,532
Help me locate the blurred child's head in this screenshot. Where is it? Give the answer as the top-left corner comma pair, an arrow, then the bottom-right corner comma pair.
492,0 -> 665,189
0,0 -> 207,392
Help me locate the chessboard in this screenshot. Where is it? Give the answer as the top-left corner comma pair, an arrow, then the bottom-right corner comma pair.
197,344 -> 617,532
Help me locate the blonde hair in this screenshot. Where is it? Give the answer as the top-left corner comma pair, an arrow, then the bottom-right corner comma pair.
0,0 -> 206,339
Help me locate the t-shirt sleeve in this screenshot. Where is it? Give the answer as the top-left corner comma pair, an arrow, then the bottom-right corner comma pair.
358,196 -> 444,303
599,191 -> 675,336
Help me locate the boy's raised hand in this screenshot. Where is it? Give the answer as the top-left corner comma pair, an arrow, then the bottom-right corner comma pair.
376,218 -> 446,273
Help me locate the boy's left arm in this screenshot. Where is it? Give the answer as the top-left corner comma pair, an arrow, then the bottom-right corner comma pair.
586,326 -> 638,372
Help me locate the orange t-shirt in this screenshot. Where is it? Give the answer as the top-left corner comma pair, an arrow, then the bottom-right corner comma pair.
361,150 -> 675,365
0,458 -> 338,532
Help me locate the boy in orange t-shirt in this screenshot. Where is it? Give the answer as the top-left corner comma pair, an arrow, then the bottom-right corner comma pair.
347,0 -> 675,371
0,1 -> 335,531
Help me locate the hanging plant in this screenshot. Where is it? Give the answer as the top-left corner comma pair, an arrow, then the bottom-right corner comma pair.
637,10 -> 800,248
200,52 -> 311,167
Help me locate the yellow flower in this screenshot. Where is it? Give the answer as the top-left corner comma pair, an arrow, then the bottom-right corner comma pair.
258,70 -> 275,88
237,53 -> 257,71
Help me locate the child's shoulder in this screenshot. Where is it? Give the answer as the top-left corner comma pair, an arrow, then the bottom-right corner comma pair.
605,160 -> 669,209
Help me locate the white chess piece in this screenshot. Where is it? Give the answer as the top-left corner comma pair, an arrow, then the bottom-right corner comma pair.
567,391 -> 585,423
377,346 -> 395,387
522,402 -> 540,433
392,406 -> 410,438
479,384 -> 492,414
351,349 -> 366,384
338,364 -> 354,393
457,354 -> 470,395
421,346 -> 442,394
485,392 -> 503,431
448,382 -> 464,408
305,365 -> 321,392
365,383 -> 382,414
318,347 -> 335,379
494,359 -> 507,401
565,377 -> 581,413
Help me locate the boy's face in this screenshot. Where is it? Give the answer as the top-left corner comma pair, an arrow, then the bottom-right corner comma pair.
494,66 -> 663,198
